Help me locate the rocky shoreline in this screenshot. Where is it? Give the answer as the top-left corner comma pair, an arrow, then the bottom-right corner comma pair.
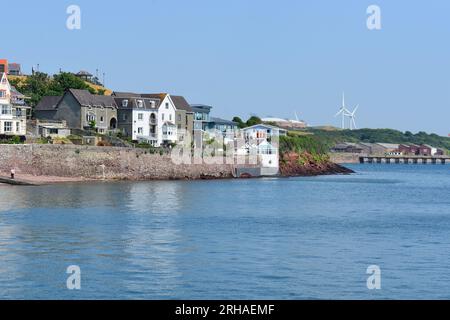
279,152 -> 354,177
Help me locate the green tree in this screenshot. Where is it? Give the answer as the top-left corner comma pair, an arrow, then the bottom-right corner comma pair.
246,116 -> 262,127
20,72 -> 53,107
232,116 -> 246,128
49,72 -> 91,93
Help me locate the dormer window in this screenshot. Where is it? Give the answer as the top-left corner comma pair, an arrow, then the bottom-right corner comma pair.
122,100 -> 129,107
137,100 -> 144,108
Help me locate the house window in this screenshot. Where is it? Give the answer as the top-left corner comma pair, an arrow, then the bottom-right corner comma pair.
169,114 -> 172,121
122,100 -> 128,107
86,113 -> 96,122
1,105 -> 12,115
165,102 -> 169,109
0,90 -> 6,98
138,113 -> 143,120
4,122 -> 12,132
138,127 -> 143,134
123,114 -> 127,121
16,122 -> 20,132
16,109 -> 23,117
162,114 -> 165,121
100,116 -> 104,123
178,114 -> 181,122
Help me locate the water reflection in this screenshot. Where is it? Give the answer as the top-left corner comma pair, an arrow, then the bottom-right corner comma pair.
120,182 -> 186,298
124,181 -> 183,214
0,181 -> 193,299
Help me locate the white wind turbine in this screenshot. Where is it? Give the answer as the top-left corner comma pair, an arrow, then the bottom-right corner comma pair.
334,93 -> 351,129
348,105 -> 359,130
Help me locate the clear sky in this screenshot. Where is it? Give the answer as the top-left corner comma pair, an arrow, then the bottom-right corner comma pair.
3,0 -> 450,135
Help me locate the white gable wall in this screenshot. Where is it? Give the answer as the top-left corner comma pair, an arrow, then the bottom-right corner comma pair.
0,73 -> 27,136
132,109 -> 157,141
157,95 -> 177,145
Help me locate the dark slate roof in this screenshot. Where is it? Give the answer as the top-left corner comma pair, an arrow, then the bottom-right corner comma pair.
68,89 -> 117,108
112,92 -> 142,98
171,95 -> 193,112
141,93 -> 168,102
112,92 -> 161,110
113,97 -> 160,110
210,117 -> 238,126
35,96 -> 62,111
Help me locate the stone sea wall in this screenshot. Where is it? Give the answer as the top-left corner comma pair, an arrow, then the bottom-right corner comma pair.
0,144 -> 234,180
329,152 -> 362,164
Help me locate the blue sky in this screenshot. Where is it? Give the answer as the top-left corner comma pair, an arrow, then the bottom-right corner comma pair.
3,0 -> 450,135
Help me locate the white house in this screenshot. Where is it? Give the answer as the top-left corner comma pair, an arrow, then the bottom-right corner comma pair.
0,72 -> 29,137
254,140 -> 279,168
243,124 -> 287,140
142,93 -> 178,146
234,124 -> 286,176
114,93 -> 178,146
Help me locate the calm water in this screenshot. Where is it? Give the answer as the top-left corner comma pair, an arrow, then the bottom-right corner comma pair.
0,164 -> 450,300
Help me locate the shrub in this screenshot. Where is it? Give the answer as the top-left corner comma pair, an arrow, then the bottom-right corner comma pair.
280,134 -> 329,155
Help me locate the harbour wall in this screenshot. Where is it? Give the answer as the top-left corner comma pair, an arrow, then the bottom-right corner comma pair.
0,144 -> 235,180
329,152 -> 361,164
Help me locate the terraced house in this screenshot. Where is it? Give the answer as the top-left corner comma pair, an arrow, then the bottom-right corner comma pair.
35,89 -> 118,133
141,93 -> 178,146
112,92 -> 160,143
112,92 -> 185,147
0,72 -> 29,137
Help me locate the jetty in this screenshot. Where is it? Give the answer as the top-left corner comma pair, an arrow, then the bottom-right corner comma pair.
0,176 -> 38,186
359,156 -> 450,165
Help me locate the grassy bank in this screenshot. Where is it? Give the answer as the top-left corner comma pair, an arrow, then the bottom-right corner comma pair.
304,127 -> 450,151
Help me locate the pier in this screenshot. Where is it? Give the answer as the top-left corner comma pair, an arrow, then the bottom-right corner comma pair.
359,156 -> 450,165
0,177 -> 38,186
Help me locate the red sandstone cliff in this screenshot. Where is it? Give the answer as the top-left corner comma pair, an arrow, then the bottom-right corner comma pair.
279,152 -> 354,177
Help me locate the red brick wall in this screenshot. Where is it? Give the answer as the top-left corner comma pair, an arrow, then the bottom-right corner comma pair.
0,59 -> 8,74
